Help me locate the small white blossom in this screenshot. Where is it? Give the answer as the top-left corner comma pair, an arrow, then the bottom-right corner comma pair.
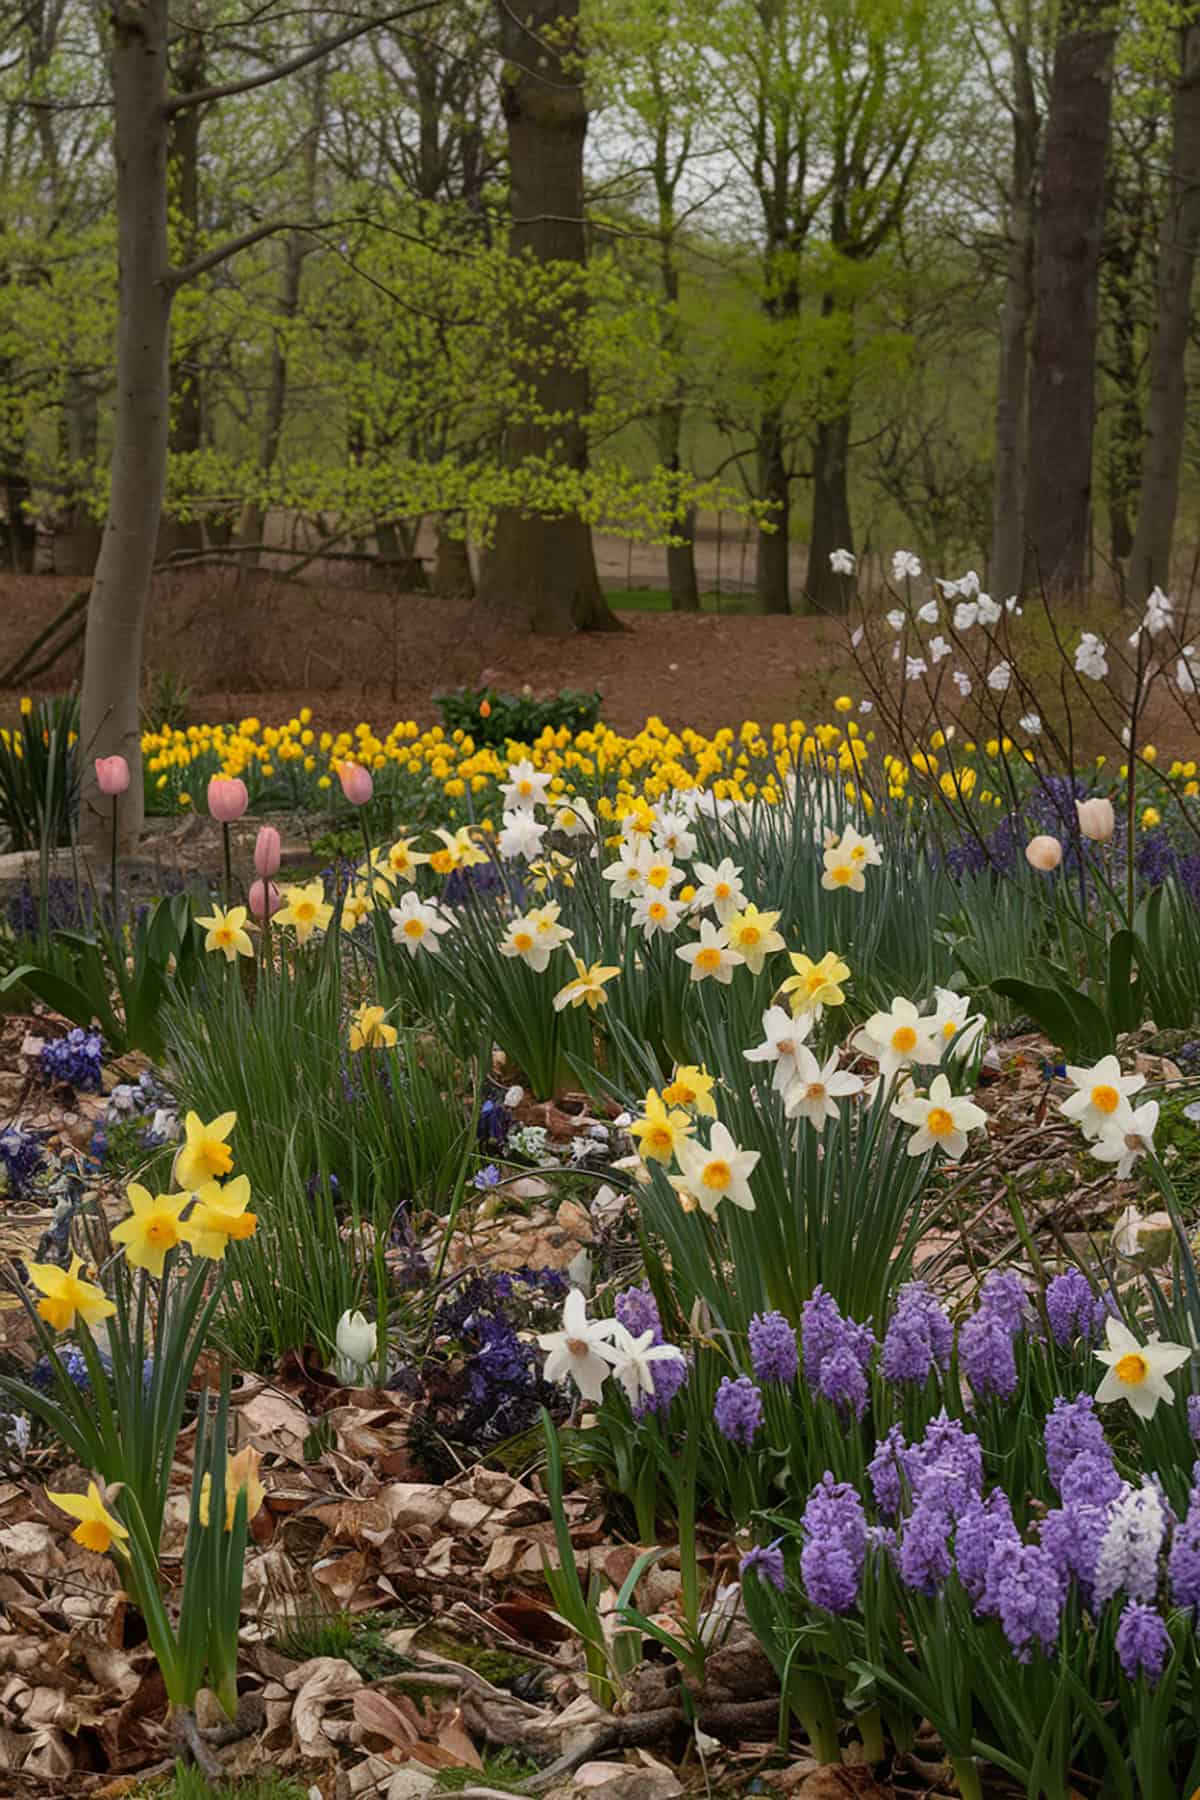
1018,712 -> 1041,735
952,601 -> 979,631
892,550 -> 922,581
1075,632 -> 1109,681
886,608 -> 906,632
905,656 -> 928,681
829,548 -> 856,574
917,599 -> 939,625
987,661 -> 1012,693
929,634 -> 951,663
952,669 -> 972,697
1144,586 -> 1174,637
976,594 -> 1002,626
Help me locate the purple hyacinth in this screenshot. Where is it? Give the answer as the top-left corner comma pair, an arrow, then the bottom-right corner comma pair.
37,1027 -> 104,1093
955,1491 -> 1016,1606
799,1474 -> 867,1614
867,1425 -> 911,1517
801,1287 -> 875,1415
615,1282 -> 662,1343
1188,1395 -> 1200,1442
1044,1394 -> 1111,1492
1115,1602 -> 1172,1684
909,1413 -> 984,1518
633,1349 -> 688,1421
986,1539 -> 1064,1660
959,1306 -> 1018,1402
978,1270 -> 1031,1334
882,1282 -> 953,1386
898,1499 -> 953,1595
1168,1483 -> 1200,1611
1045,1269 -> 1113,1348
739,1540 -> 786,1593
748,1310 -> 798,1385
713,1375 -> 763,1447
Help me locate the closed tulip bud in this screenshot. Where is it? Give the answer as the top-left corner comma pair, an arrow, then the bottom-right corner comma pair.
337,761 -> 373,806
335,1308 -> 375,1381
94,755 -> 130,796
1076,796 -> 1115,843
254,825 -> 281,877
207,776 -> 249,823
1025,834 -> 1063,871
248,879 -> 281,919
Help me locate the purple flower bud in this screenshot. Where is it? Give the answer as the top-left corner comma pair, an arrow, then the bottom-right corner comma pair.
959,1305 -> 1018,1402
978,1270 -> 1031,1334
881,1282 -> 953,1385
615,1282 -> 662,1344
898,1499 -> 953,1595
867,1425 -> 911,1517
713,1375 -> 763,1447
1188,1394 -> 1200,1442
799,1474 -> 867,1614
1115,1601 -> 1172,1684
740,1540 -> 786,1592
633,1348 -> 689,1420
955,1491 -> 1015,1605
1044,1394 -> 1111,1492
748,1310 -> 798,1385
986,1539 -> 1064,1660
1169,1483 -> 1200,1612
1045,1268 -> 1113,1347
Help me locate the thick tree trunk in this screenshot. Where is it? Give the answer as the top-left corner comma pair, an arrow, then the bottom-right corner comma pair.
1022,1 -> 1115,595
477,0 -> 618,633
79,0 -> 171,852
1130,18 -> 1200,600
433,523 -> 474,596
989,23 -> 1038,600
659,410 -> 699,610
754,408 -> 791,614
806,410 -> 853,615
160,23 -> 204,560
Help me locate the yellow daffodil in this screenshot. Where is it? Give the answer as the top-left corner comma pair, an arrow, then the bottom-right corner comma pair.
26,1253 -> 116,1332
195,903 -> 254,961
198,1445 -> 266,1531
778,951 -> 851,1018
275,880 -> 333,943
724,903 -> 785,975
377,838 -> 428,884
47,1481 -> 129,1555
349,1003 -> 398,1051
111,1184 -> 191,1278
181,1175 -> 258,1260
176,1109 -> 237,1190
341,885 -> 374,932
630,1089 -> 694,1164
553,957 -> 620,1011
660,1064 -> 717,1116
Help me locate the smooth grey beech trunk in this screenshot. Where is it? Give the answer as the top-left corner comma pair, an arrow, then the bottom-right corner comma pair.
1130,18 -> 1200,603
988,14 -> 1038,602
1022,0 -> 1115,595
79,0 -> 172,852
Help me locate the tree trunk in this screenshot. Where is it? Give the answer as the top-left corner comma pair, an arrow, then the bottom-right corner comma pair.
806,409 -> 854,615
754,407 -> 791,614
79,0 -> 171,852
1022,1 -> 1115,595
659,409 -> 699,610
1130,18 -> 1200,600
160,21 -> 204,560
477,0 -> 618,633
434,523 -> 475,596
989,19 -> 1038,600
3,474 -> 37,572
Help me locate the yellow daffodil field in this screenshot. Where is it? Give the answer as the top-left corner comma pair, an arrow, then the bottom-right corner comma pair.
3,619 -> 1200,1794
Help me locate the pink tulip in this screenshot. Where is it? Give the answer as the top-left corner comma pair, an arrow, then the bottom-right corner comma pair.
95,755 -> 130,797
249,879 -> 282,919
254,825 -> 281,878
1025,834 -> 1063,872
208,776 -> 249,823
337,761 -> 374,807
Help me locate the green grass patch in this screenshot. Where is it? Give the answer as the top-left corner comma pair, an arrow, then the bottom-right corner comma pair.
435,1749 -> 540,1791
134,1765 -> 311,1800
608,586 -> 753,614
274,1608 -> 415,1680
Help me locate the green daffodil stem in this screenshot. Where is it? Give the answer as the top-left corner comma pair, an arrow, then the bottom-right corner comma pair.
222,821 -> 233,907
857,1706 -> 885,1764
110,794 -> 120,935
790,1672 -> 842,1765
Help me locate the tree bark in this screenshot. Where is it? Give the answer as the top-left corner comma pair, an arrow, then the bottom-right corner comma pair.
433,523 -> 474,596
754,407 -> 791,613
1130,17 -> 1200,601
477,0 -> 618,633
1022,0 -> 1115,595
79,0 -> 172,852
160,18 -> 205,560
805,408 -> 853,614
659,411 -> 699,610
989,12 -> 1038,600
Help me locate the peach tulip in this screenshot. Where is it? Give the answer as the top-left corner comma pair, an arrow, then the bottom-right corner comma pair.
1075,797 -> 1115,843
337,761 -> 373,806
1025,834 -> 1063,872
